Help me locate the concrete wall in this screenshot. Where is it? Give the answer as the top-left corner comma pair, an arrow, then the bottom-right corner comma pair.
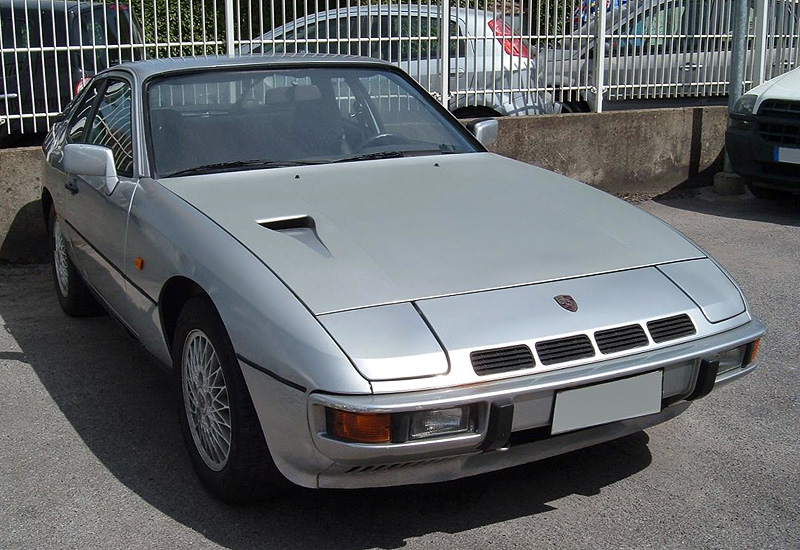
488,105 -> 726,197
0,105 -> 727,263
0,147 -> 48,263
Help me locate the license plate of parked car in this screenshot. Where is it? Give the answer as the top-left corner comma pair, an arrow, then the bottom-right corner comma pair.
551,371 -> 663,435
775,147 -> 800,165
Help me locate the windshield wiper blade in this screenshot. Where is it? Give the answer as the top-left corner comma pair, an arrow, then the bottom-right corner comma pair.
332,151 -> 406,163
165,159 -> 320,177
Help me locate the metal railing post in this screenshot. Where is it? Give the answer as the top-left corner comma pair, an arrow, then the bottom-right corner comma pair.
592,2 -> 608,113
225,0 -> 236,57
723,0 -> 749,172
439,0 -> 451,109
752,0 -> 769,86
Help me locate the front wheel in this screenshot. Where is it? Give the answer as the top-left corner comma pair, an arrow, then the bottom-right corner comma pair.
174,295 -> 286,503
48,208 -> 101,316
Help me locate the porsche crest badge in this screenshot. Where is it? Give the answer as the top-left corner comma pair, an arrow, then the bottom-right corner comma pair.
554,294 -> 578,312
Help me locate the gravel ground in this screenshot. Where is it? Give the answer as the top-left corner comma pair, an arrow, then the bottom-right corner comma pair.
0,187 -> 797,550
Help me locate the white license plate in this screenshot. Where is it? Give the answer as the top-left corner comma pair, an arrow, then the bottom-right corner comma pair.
551,371 -> 663,435
775,147 -> 800,165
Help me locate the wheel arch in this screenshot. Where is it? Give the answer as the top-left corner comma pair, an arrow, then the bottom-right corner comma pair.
159,276 -> 210,358
41,188 -> 54,231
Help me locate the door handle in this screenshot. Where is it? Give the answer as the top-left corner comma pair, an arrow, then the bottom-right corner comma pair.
65,179 -> 79,195
0,93 -> 18,100
682,63 -> 703,71
450,68 -> 465,75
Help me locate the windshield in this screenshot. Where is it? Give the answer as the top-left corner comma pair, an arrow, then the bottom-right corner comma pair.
147,66 -> 479,177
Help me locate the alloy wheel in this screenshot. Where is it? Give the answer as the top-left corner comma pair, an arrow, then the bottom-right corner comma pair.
182,329 -> 232,471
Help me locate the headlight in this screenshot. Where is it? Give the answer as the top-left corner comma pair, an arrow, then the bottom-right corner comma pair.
717,344 -> 747,375
409,407 -> 473,440
732,94 -> 758,116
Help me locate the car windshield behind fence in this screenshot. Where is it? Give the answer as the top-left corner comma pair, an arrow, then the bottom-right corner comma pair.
147,66 -> 478,177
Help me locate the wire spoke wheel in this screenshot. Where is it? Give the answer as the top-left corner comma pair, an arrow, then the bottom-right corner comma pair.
52,217 -> 70,298
182,329 -> 232,471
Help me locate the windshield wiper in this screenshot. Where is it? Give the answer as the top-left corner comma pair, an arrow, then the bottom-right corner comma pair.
333,148 -> 466,164
332,151 -> 406,164
164,159 -> 321,178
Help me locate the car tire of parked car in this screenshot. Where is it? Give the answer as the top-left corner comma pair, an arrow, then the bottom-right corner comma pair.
48,208 -> 102,317
453,106 -> 502,120
561,100 -> 591,113
173,295 -> 287,503
747,183 -> 792,201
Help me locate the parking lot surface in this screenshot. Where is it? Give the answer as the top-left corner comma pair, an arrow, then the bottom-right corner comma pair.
1,188 -> 798,550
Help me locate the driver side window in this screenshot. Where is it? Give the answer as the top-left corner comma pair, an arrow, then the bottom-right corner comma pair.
86,79 -> 134,178
68,83 -> 100,143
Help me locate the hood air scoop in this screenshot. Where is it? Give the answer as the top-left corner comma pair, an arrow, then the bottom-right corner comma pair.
258,215 -> 331,258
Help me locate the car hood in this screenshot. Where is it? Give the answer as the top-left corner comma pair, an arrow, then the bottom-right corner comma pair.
161,153 -> 703,314
753,66 -> 800,109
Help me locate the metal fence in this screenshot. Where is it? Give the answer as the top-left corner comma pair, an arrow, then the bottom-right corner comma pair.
1,0 -> 797,138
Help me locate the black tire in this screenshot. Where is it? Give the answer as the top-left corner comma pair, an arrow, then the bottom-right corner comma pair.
173,295 -> 286,503
48,207 -> 102,316
748,183 -> 791,201
453,106 -> 501,120
561,100 -> 591,113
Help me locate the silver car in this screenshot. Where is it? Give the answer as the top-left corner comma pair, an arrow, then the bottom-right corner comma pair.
240,5 -> 560,118
526,0 -> 799,111
42,54 -> 764,503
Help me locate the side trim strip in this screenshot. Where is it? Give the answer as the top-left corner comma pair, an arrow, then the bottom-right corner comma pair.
64,219 -> 158,306
236,354 -> 308,393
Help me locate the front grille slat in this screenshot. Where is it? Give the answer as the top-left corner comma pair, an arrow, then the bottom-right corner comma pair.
471,312 -> 697,375
757,100 -> 800,146
471,345 -> 534,375
647,314 -> 696,343
535,335 -> 595,366
594,324 -> 649,354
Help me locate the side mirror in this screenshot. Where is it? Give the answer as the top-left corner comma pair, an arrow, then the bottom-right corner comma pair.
63,143 -> 119,195
467,119 -> 499,148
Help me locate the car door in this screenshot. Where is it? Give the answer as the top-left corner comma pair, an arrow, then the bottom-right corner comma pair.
58,76 -> 138,321
402,15 -> 469,101
605,0 -> 688,99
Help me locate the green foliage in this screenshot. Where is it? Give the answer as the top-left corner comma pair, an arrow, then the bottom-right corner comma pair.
127,0 -> 225,57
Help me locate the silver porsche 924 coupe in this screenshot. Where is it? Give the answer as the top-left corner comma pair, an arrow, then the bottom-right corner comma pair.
42,54 -> 765,503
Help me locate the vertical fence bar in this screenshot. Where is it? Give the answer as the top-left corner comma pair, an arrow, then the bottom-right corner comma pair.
225,0 -> 235,56
439,0 -> 450,108
592,0 -> 607,112
752,0 -> 769,87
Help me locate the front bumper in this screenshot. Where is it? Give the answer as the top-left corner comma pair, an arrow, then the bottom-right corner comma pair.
726,116 -> 800,192
306,318 -> 764,488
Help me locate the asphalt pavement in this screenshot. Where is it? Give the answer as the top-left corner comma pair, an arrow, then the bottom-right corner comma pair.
0,187 -> 798,550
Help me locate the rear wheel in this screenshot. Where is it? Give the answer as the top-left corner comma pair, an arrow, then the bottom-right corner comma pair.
48,208 -> 101,316
174,295 -> 286,503
748,183 -> 792,201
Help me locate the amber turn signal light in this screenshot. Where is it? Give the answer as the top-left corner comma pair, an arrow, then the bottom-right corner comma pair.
329,410 -> 391,444
747,338 -> 761,365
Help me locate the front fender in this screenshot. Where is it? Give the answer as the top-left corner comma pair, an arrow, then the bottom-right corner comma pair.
125,177 -> 371,395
